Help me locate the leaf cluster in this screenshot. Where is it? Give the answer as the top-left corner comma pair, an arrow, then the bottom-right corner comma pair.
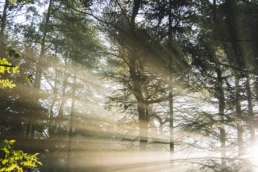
0,140 -> 42,172
0,57 -> 20,89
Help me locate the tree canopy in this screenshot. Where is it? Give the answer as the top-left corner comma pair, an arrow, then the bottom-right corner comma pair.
0,0 -> 258,171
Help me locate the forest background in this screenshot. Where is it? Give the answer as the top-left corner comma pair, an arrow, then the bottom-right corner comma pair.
0,0 -> 258,171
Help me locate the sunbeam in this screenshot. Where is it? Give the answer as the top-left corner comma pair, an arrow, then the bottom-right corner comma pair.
1,0 -> 258,171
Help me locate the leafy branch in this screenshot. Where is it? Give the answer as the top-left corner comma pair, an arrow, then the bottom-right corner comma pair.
0,140 -> 42,172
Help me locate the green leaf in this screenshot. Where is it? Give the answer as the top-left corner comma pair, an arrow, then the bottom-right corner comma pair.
2,159 -> 8,165
6,164 -> 17,171
0,167 -> 7,172
9,140 -> 16,144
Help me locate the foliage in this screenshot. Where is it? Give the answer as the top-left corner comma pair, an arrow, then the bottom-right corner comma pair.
0,140 -> 42,172
0,57 -> 20,89
0,46 -> 20,89
9,0 -> 33,6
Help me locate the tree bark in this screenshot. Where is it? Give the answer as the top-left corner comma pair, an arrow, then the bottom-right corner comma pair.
138,98 -> 147,151
168,0 -> 174,168
58,58 -> 69,121
225,0 -> 255,153
247,74 -> 255,146
0,0 -> 8,38
0,0 -> 9,58
67,69 -> 77,171
34,0 -> 53,89
212,1 -> 227,168
216,67 -> 227,169
49,70 -> 58,138
129,53 -> 147,151
235,74 -> 243,156
128,0 -> 148,152
26,0 -> 53,138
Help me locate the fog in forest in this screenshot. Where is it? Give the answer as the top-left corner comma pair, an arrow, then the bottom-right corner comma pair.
0,0 -> 258,171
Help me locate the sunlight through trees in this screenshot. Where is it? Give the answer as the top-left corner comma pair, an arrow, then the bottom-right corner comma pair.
0,0 -> 258,171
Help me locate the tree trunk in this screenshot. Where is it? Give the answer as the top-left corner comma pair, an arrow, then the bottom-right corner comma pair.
129,48 -> 147,151
58,58 -> 68,119
130,56 -> 147,151
25,119 -> 31,137
34,0 -> 52,89
235,74 -> 243,156
247,74 -> 255,146
137,98 -> 147,151
216,67 -> 226,169
46,62 -> 59,172
49,71 -> 58,138
168,0 -> 174,168
225,0 -> 255,153
27,0 -> 53,138
129,0 -> 147,151
67,69 -> 77,171
0,0 -> 8,38
0,0 -> 9,58
212,1 -> 227,168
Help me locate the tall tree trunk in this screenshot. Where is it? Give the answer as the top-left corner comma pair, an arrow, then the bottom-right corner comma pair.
58,58 -> 69,120
235,74 -> 243,156
212,0 -> 227,168
0,0 -> 9,58
46,56 -> 59,172
169,91 -> 174,164
34,0 -> 52,89
0,0 -> 8,38
26,0 -> 53,138
168,0 -> 174,168
67,69 -> 76,171
129,55 -> 147,151
26,121 -> 31,137
138,98 -> 147,151
129,0 -> 147,151
216,67 -> 226,169
247,74 -> 255,147
49,70 -> 58,138
225,0 -> 255,152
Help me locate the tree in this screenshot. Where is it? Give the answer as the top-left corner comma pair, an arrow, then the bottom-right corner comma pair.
1,0 -> 258,171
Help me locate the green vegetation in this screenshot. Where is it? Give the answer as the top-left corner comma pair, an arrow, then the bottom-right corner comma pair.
0,140 -> 41,172
0,57 -> 19,88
